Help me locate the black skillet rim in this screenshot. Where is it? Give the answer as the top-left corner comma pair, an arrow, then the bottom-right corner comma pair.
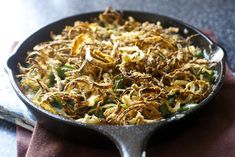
5,10 -> 226,130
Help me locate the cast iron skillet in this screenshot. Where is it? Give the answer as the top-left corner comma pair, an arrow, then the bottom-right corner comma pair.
5,11 -> 225,157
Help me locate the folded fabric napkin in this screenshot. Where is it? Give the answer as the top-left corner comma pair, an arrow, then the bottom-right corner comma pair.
16,30 -> 235,157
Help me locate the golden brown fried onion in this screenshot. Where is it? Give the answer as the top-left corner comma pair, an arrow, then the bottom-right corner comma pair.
18,8 -> 215,125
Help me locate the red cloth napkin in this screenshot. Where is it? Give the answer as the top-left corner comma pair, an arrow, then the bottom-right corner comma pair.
16,30 -> 235,157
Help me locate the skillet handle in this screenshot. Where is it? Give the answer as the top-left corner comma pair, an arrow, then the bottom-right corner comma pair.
116,126 -> 148,157
93,124 -> 159,157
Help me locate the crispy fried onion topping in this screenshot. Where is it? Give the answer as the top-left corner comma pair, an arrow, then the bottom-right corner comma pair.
18,8 -> 215,125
